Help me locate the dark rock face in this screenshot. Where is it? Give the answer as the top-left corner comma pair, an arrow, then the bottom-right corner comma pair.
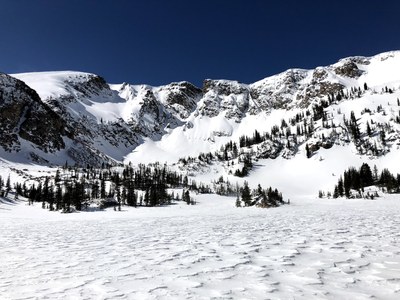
165,82 -> 201,114
334,61 -> 364,78
66,74 -> 110,97
137,89 -> 169,136
19,103 -> 67,152
250,69 -> 309,112
297,82 -> 344,108
117,82 -> 201,139
199,80 -> 250,121
203,79 -> 249,96
0,74 -> 66,153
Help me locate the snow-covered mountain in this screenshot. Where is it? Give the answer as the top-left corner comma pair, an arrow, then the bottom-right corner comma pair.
1,50 -> 400,196
123,51 -> 400,178
3,51 -> 400,300
2,71 -> 203,167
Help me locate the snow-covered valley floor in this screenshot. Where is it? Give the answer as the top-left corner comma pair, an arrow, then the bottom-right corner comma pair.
1,195 -> 400,300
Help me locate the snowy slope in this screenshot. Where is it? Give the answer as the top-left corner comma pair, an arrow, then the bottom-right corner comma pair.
125,51 -> 400,164
9,71 -> 139,166
9,72 -> 202,166
13,71 -> 133,123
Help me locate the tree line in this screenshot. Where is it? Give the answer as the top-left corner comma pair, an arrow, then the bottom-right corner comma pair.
8,163 -> 198,212
326,163 -> 400,199
3,163 -> 285,212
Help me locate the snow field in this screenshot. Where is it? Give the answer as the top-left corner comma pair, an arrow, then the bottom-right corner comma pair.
1,195 -> 400,299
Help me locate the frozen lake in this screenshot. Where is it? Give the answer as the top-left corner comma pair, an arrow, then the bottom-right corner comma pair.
1,195 -> 400,299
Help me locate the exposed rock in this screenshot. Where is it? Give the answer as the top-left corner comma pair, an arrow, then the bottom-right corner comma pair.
164,82 -> 201,113
0,73 -> 67,153
312,68 -> 328,82
67,74 -> 110,97
334,61 -> 363,78
297,82 -> 344,108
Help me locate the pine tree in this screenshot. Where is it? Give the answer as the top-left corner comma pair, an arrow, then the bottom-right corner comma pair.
73,180 -> 83,211
183,175 -> 189,187
126,179 -> 136,207
366,121 -> 372,136
333,185 -> 339,198
55,184 -> 62,210
184,190 -> 191,205
91,180 -> 100,199
232,143 -> 238,158
48,183 -> 55,211
43,177 -> 52,210
380,130 -> 386,145
5,175 -> 11,197
144,189 -> 149,206
116,185 -> 121,209
397,174 -> 400,193
373,165 -> 379,182
235,193 -> 241,207
305,143 -> 311,158
337,176 -> 344,197
100,178 -> 106,199
241,181 -> 252,206
359,163 -> 373,187
343,170 -> 351,198
55,169 -> 61,183
148,186 -> 157,207
243,155 -> 252,175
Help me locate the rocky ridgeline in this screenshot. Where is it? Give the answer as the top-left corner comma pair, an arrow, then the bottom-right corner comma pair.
1,51 -> 399,167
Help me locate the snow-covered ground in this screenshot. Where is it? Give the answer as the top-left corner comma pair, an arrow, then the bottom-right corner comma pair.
1,195 -> 400,299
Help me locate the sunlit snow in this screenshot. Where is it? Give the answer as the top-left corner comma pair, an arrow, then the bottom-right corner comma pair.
2,51 -> 400,300
1,195 -> 400,299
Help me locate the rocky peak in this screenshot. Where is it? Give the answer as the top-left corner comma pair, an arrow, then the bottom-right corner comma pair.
66,74 -> 110,97
202,79 -> 249,96
334,61 -> 364,78
151,81 -> 201,120
196,80 -> 250,121
0,73 -> 67,153
249,69 -> 309,111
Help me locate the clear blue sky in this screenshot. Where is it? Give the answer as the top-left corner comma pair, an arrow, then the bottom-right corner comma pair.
1,0 -> 399,86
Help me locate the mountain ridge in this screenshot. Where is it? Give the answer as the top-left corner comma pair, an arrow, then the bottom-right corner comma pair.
1,50 -> 399,177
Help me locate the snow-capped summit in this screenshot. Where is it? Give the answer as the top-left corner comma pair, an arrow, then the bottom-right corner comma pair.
12,71 -> 100,99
